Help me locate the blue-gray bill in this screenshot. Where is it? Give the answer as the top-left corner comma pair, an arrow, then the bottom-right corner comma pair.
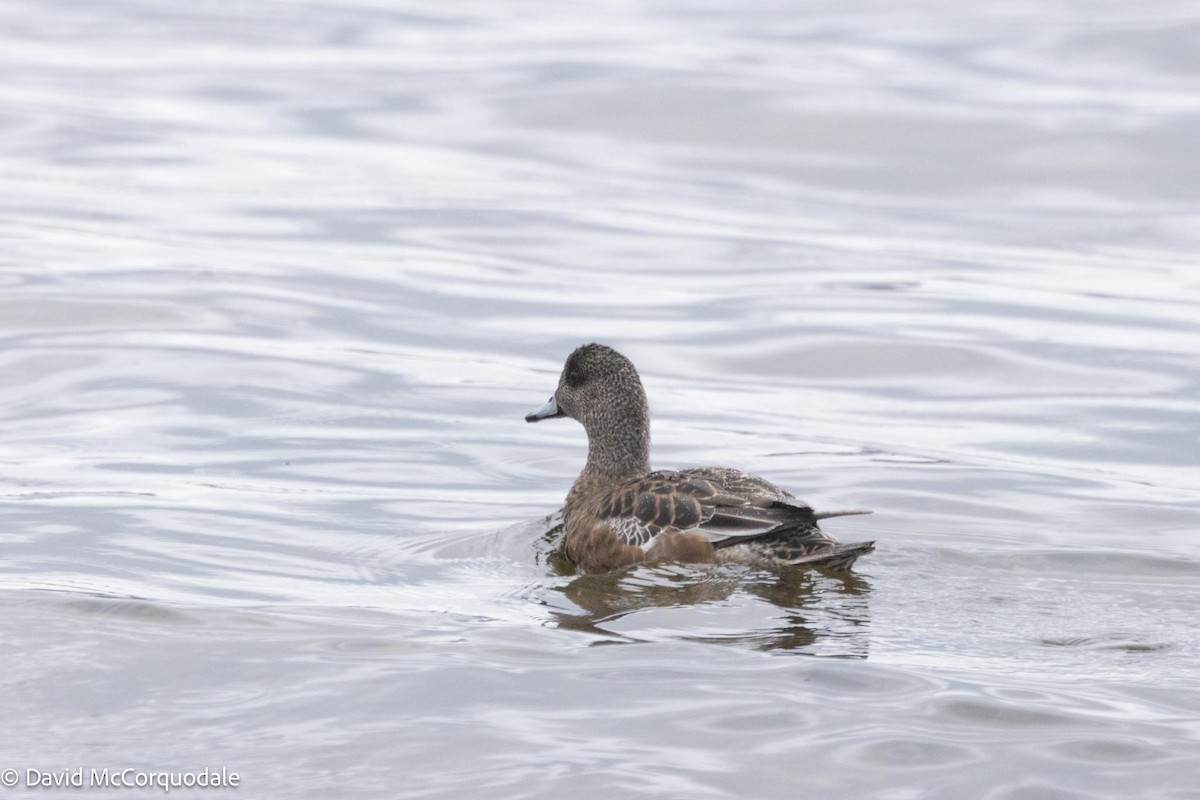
525,395 -> 564,423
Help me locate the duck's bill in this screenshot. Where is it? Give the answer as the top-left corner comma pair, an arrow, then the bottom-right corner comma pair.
525,395 -> 565,423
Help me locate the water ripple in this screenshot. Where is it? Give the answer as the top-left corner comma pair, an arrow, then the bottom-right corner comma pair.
2,1 -> 1199,797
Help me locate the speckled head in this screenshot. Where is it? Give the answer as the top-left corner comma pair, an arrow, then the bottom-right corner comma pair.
526,343 -> 651,479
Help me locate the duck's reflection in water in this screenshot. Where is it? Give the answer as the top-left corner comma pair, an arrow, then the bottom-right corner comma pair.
539,529 -> 872,656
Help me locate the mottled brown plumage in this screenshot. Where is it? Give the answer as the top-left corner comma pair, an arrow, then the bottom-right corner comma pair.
526,343 -> 874,574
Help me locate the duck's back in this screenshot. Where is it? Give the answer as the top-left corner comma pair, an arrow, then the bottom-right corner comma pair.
563,464 -> 873,572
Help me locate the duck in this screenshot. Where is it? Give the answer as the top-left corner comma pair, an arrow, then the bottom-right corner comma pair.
525,343 -> 874,574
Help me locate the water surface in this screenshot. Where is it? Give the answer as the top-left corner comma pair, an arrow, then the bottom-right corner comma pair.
2,1 -> 1199,797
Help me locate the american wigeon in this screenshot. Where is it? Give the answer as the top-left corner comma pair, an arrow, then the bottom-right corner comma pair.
526,343 -> 875,573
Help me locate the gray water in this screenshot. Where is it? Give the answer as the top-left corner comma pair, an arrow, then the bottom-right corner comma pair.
2,1 -> 1199,797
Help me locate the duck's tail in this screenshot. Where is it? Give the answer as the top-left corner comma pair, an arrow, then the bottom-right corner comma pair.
784,540 -> 875,571
813,508 -> 873,521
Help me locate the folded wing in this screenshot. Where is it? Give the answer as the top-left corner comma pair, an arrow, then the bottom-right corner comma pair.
607,467 -> 866,549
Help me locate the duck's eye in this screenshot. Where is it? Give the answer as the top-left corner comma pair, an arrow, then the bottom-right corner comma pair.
566,369 -> 585,388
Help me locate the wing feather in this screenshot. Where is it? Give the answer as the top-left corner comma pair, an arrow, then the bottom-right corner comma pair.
598,470 -> 815,547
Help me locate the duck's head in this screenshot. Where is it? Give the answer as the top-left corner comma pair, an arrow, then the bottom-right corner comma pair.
526,343 -> 650,476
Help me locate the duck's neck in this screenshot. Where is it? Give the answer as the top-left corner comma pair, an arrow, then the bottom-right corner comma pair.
579,407 -> 651,485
